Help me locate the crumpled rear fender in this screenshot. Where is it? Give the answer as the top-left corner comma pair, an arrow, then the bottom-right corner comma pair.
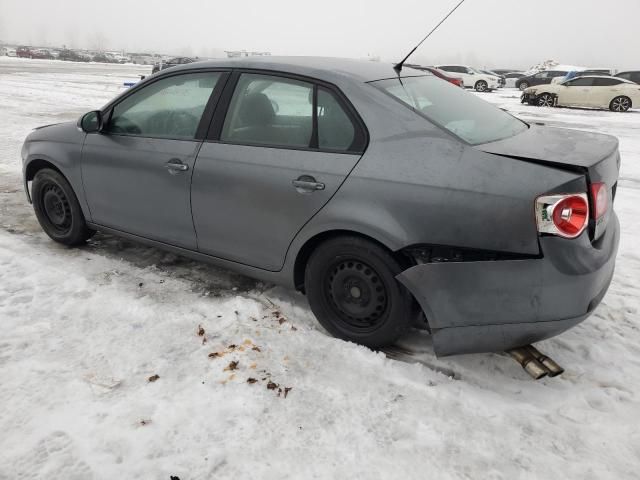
396,215 -> 619,356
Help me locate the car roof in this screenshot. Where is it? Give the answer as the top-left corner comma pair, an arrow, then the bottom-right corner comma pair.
167,56 -> 424,83
565,75 -> 633,83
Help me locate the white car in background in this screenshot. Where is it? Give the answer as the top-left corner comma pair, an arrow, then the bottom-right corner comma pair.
522,76 -> 640,112
503,72 -> 525,88
435,65 -> 500,92
1,47 -> 17,57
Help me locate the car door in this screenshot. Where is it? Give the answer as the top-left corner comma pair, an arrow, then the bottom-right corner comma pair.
531,71 -> 549,86
558,77 -> 594,106
191,71 -> 367,271
81,70 -> 227,249
588,77 -> 622,108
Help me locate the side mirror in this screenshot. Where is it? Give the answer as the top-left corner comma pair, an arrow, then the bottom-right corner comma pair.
79,110 -> 103,133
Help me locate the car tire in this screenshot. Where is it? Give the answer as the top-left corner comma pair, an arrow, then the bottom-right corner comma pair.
304,236 -> 415,348
537,93 -> 554,107
609,96 -> 631,112
475,80 -> 488,92
32,168 -> 95,246
518,81 -> 529,91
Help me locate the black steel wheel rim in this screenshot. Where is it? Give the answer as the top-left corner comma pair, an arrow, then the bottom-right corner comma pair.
40,182 -> 72,233
324,258 -> 389,331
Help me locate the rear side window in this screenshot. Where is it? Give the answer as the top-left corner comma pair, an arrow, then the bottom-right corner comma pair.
373,75 -> 527,145
221,73 -> 313,148
592,78 -> 622,86
106,72 -> 221,139
317,88 -> 355,151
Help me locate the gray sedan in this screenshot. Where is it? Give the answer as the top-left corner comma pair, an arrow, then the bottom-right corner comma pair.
21,57 -> 620,357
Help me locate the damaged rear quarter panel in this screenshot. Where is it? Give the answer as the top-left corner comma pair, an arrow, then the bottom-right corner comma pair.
309,128 -> 585,256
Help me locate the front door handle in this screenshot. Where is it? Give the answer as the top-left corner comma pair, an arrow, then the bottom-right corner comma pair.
292,175 -> 325,193
165,159 -> 189,173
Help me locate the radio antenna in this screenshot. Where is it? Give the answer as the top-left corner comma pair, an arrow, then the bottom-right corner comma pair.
394,0 -> 467,73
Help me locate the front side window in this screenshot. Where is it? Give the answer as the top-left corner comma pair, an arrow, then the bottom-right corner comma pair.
373,75 -> 528,145
106,72 -> 221,138
221,74 -> 313,148
565,78 -> 594,87
534,72 -> 549,79
617,73 -> 631,81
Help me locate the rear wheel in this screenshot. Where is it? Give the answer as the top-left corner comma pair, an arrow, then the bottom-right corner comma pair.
518,81 -> 529,91
304,236 -> 414,348
475,80 -> 488,92
609,96 -> 631,112
32,168 -> 94,246
537,93 -> 554,107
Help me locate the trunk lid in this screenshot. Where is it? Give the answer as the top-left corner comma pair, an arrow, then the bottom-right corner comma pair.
478,125 -> 620,241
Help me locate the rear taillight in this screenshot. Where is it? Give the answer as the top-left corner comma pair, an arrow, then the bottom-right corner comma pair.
535,193 -> 589,239
590,182 -> 608,219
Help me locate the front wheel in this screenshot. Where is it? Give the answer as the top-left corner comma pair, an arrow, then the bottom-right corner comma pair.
518,81 -> 529,91
304,236 -> 415,348
610,96 -> 631,112
32,168 -> 94,246
537,93 -> 554,107
475,80 -> 488,92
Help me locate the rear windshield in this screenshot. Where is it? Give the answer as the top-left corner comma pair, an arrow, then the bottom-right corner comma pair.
372,75 -> 528,145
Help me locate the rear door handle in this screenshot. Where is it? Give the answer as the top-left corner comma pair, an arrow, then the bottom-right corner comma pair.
165,159 -> 189,173
292,175 -> 325,192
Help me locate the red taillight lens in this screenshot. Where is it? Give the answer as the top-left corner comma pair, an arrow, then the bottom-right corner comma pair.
590,182 -> 608,219
535,193 -> 589,239
551,196 -> 589,238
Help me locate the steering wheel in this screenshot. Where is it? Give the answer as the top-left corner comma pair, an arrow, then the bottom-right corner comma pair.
109,118 -> 142,135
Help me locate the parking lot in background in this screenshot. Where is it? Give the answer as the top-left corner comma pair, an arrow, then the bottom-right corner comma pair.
1,58 -> 639,479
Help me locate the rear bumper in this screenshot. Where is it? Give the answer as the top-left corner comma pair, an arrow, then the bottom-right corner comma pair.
397,213 -> 619,356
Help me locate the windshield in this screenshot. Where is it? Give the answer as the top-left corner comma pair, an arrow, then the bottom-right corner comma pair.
372,75 -> 528,145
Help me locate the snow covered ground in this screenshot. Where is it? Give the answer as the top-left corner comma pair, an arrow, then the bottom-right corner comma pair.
0,57 -> 639,479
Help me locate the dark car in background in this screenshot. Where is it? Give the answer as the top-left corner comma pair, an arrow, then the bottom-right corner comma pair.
152,57 -> 198,74
58,49 -> 89,62
16,46 -> 33,58
21,57 -> 620,362
30,49 -> 54,60
516,70 -> 569,90
616,71 -> 640,84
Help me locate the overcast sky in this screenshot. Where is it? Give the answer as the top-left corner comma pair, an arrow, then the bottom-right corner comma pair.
1,0 -> 638,70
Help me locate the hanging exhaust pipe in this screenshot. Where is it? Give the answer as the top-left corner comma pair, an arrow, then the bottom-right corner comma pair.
526,345 -> 564,377
507,345 -> 564,379
507,347 -> 548,380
